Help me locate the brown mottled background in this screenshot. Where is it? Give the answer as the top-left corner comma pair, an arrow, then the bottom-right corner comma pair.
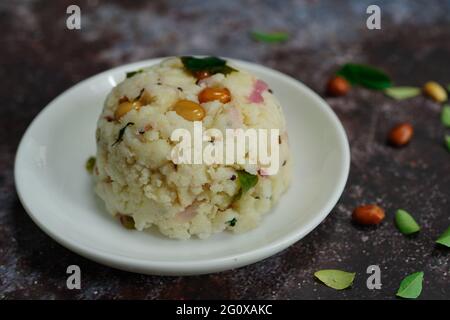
1,0 -> 449,299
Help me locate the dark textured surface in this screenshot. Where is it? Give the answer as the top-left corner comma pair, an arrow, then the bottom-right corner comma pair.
1,0 -> 449,299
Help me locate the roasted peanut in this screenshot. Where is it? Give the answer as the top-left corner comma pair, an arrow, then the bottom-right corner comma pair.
118,214 -> 135,230
173,99 -> 205,121
198,87 -> 231,104
388,123 -> 413,147
423,81 -> 447,103
352,205 -> 385,225
326,76 -> 350,96
115,100 -> 142,120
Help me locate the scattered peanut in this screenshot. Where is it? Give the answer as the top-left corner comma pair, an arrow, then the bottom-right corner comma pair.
198,87 -> 231,104
388,123 -> 414,147
352,205 -> 385,225
423,81 -> 447,103
326,76 -> 350,96
173,99 -> 206,121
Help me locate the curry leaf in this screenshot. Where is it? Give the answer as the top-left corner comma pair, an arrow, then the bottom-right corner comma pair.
336,63 -> 392,90
396,272 -> 424,299
112,122 -> 134,146
395,209 -> 420,235
436,225 -> 450,247
227,218 -> 237,227
314,270 -> 356,290
126,69 -> 143,78
441,105 -> 450,127
384,87 -> 421,100
250,31 -> 289,43
237,170 -> 258,196
181,56 -> 236,75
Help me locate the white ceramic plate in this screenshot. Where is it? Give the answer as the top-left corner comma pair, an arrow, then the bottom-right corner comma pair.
15,58 -> 350,275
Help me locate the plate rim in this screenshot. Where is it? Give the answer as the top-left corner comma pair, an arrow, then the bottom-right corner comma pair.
14,57 -> 350,275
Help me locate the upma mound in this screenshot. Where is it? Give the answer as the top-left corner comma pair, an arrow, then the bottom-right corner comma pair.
93,57 -> 292,239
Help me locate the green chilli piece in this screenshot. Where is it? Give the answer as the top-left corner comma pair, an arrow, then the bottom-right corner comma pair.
441,105 -> 450,127
250,31 -> 289,43
384,87 -> 421,100
336,63 -> 392,90
436,225 -> 450,247
395,209 -> 420,235
314,269 -> 356,290
396,272 -> 424,299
